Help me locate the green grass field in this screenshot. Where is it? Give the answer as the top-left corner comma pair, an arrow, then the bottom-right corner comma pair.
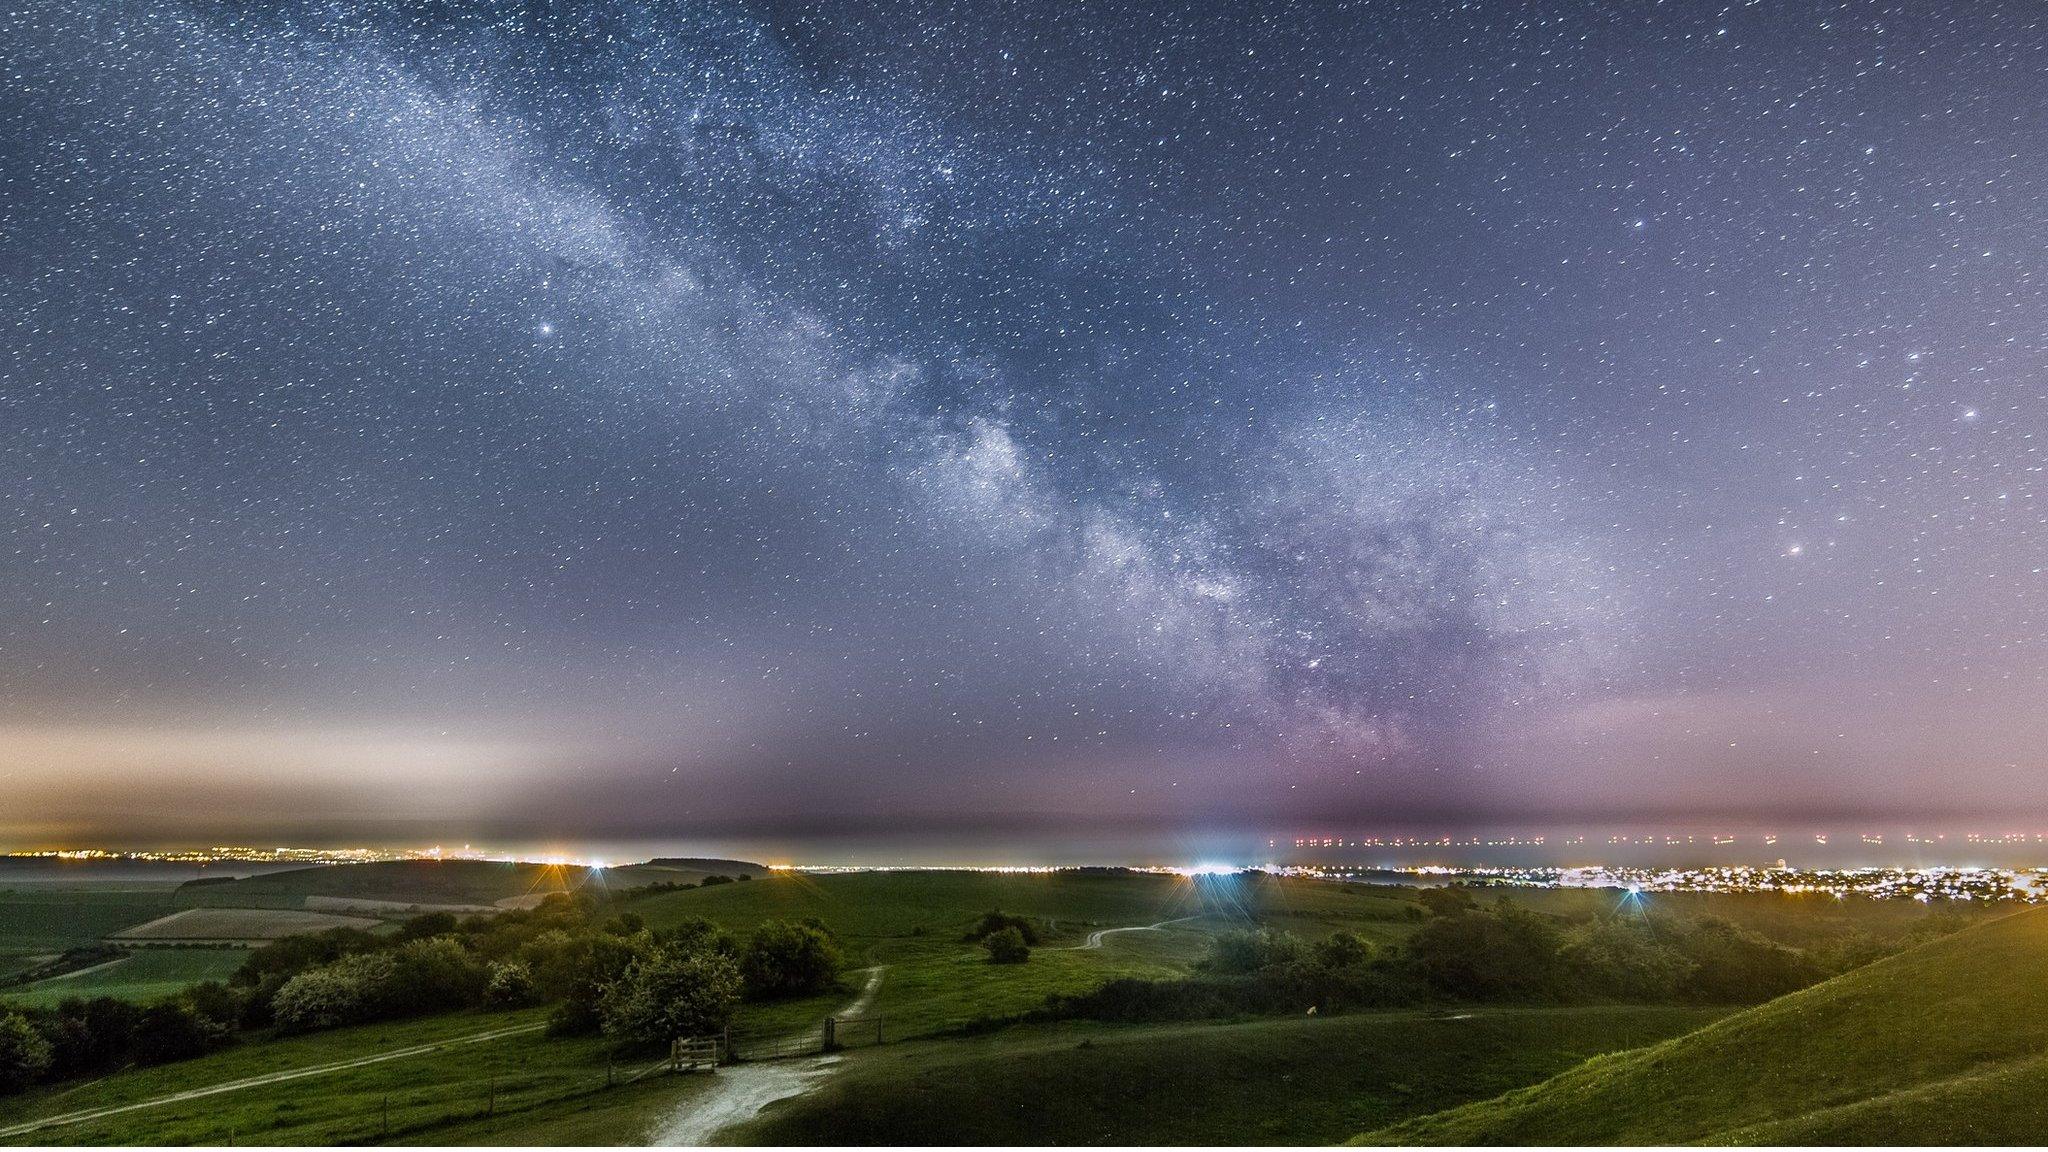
2,949 -> 249,1009
727,1006 -> 1728,1145
1360,905 -> 2048,1145
0,1007 -> 699,1146
0,889 -> 179,953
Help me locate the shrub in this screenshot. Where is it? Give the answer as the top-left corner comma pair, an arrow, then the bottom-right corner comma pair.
393,912 -> 460,942
1406,905 -> 1562,999
1678,917 -> 1820,1003
387,937 -> 487,1016
1311,931 -> 1375,969
1558,916 -> 1694,1000
983,926 -> 1031,964
131,1003 -> 219,1066
964,909 -> 1042,945
741,921 -> 843,999
486,960 -> 537,1007
270,952 -> 399,1034
0,1011 -> 53,1094
1416,886 -> 1478,917
1202,929 -> 1306,974
597,946 -> 742,1046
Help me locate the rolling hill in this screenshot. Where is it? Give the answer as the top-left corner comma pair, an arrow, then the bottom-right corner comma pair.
172,857 -> 764,911
1360,905 -> 2048,1145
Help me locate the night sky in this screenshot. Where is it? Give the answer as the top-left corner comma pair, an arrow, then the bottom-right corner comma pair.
3,0 -> 2044,848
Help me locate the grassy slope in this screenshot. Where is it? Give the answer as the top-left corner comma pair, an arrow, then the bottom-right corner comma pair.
727,1006 -> 1727,1146
0,889 -> 178,952
2,949 -> 247,1008
0,1006 -> 704,1146
1362,906 -> 2048,1145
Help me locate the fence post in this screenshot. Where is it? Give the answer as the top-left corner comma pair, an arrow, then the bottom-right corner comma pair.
823,1015 -> 836,1051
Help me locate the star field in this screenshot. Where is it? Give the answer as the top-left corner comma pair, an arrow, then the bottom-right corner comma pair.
1,0 -> 2043,843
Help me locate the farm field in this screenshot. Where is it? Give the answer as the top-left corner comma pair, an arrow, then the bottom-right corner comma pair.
175,859 -> 766,912
728,1005 -> 1729,1145
2,948 -> 248,1009
0,888 -> 179,955
109,908 -> 384,943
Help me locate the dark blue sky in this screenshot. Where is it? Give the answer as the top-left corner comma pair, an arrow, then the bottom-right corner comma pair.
3,0 -> 2043,846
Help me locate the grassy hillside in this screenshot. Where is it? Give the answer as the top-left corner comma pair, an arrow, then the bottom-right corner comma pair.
1362,906 -> 2048,1145
729,1006 -> 1726,1145
0,1006 -> 712,1146
2,948 -> 247,1008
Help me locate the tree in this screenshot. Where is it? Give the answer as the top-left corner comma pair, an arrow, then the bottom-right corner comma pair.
0,1011 -> 53,1093
1416,886 -> 1478,917
1557,917 -> 1693,1000
387,937 -> 487,1015
270,953 -> 399,1034
393,912 -> 460,942
1406,905 -> 1562,999
486,960 -> 537,1007
964,909 -> 1041,945
1202,929 -> 1305,974
740,921 -> 843,999
1311,931 -> 1375,969
1679,917 -> 1820,1002
982,926 -> 1031,964
131,1003 -> 216,1066
597,946 -> 743,1045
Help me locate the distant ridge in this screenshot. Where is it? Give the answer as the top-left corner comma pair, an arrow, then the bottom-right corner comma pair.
636,858 -> 768,876
1359,906 -> 2048,1145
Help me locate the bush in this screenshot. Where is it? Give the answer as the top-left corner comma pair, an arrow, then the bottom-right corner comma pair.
131,1003 -> 219,1066
0,1011 -> 53,1094
486,960 -> 537,1007
1416,886 -> 1478,917
597,946 -> 742,1046
983,926 -> 1031,964
741,921 -> 843,999
1679,917 -> 1820,1003
1558,916 -> 1694,1000
1311,931 -> 1375,969
393,912 -> 460,942
1202,929 -> 1306,974
964,909 -> 1041,945
270,952 -> 399,1034
387,937 -> 487,1016
1406,905 -> 1562,999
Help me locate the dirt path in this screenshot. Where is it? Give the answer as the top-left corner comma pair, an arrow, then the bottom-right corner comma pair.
647,965 -> 884,1147
1071,913 -> 1204,949
0,1021 -> 546,1140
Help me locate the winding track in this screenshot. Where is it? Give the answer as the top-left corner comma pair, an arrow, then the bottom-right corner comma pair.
1070,913 -> 1205,949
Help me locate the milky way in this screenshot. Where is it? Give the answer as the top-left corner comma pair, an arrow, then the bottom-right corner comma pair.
2,0 -> 2043,844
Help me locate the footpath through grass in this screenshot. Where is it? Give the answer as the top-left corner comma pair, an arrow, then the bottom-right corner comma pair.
724,1005 -> 1726,1145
